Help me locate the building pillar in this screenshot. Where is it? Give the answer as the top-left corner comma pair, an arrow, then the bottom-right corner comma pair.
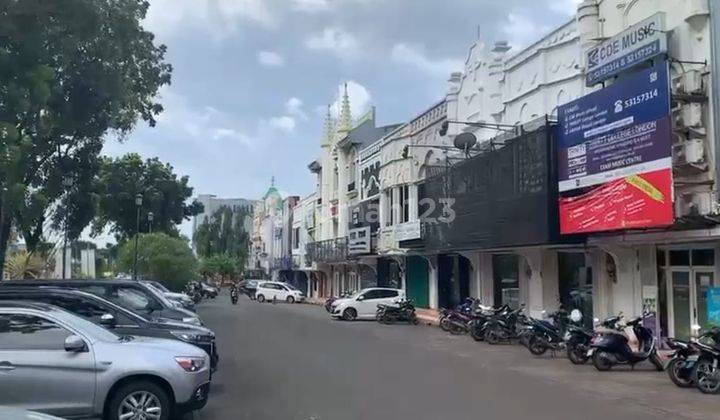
428,255 -> 439,309
602,246 -> 643,318
479,252 -> 494,306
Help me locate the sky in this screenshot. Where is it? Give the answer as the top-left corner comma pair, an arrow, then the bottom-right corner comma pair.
101,0 -> 580,238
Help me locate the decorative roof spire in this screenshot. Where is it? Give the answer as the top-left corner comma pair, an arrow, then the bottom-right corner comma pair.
271,175 -> 275,187
323,104 -> 335,144
338,82 -> 352,133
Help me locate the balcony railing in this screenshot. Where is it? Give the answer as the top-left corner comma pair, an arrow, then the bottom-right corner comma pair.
270,256 -> 293,271
306,238 -> 348,264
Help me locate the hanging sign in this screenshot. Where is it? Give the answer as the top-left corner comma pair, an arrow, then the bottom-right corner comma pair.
558,64 -> 671,192
586,12 -> 667,86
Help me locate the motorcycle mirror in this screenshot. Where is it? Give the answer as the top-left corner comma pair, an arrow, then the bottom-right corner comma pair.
569,309 -> 582,323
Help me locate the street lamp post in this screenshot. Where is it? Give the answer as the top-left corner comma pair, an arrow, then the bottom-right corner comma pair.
148,211 -> 154,234
133,194 -> 142,281
61,176 -> 74,279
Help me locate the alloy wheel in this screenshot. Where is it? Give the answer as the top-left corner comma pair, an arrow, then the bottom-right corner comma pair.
118,391 -> 162,420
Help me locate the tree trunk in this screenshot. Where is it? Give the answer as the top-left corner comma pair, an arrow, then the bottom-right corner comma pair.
0,208 -> 12,281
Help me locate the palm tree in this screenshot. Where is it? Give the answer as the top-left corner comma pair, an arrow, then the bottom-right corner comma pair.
3,250 -> 51,280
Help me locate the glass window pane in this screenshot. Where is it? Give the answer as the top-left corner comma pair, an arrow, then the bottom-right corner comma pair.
672,272 -> 691,340
692,250 -> 715,266
656,249 -> 666,267
669,251 -> 690,266
0,314 -> 72,350
695,272 -> 714,332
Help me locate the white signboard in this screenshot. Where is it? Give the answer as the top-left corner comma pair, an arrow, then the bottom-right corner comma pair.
394,220 -> 422,242
348,226 -> 371,254
586,13 -> 666,86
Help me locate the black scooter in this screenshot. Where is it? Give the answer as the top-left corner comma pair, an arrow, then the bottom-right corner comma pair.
468,304 -> 509,342
565,323 -> 594,365
526,310 -> 568,356
691,327 -> 720,394
377,299 -> 419,325
230,287 -> 239,305
484,304 -> 527,345
588,315 -> 663,371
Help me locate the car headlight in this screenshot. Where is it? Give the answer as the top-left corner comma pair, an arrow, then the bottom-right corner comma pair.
174,356 -> 207,372
182,317 -> 202,326
170,330 -> 203,342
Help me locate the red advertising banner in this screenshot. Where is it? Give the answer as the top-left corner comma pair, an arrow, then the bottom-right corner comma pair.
559,168 -> 673,234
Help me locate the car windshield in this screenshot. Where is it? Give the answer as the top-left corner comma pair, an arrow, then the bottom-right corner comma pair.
150,282 -> 170,292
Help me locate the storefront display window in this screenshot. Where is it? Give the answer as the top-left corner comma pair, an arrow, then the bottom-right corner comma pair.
558,252 -> 593,329
492,255 -> 519,309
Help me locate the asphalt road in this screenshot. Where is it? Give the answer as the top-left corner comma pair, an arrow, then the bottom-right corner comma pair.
195,293 -> 718,420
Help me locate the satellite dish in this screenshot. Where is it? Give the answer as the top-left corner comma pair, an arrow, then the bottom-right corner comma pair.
453,132 -> 477,151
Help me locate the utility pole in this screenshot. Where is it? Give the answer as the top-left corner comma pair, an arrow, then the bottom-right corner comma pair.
133,194 -> 142,280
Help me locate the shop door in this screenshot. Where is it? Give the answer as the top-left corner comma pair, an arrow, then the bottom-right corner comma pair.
669,270 -> 716,339
406,256 -> 429,309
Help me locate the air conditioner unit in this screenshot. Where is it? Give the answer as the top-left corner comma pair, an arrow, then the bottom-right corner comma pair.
677,191 -> 713,217
673,138 -> 705,166
681,70 -> 704,95
680,103 -> 703,127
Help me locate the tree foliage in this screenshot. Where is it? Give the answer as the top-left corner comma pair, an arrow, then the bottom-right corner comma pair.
117,233 -> 197,291
199,254 -> 237,281
0,0 -> 172,278
193,206 -> 249,267
93,154 -> 203,239
3,250 -> 52,280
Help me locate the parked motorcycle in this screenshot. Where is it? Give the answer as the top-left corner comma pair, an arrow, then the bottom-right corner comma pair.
484,304 -> 527,344
588,314 -> 663,371
439,298 -> 478,335
377,299 -> 419,325
525,309 -> 568,356
691,327 -> 720,394
468,304 -> 509,342
565,323 -> 594,365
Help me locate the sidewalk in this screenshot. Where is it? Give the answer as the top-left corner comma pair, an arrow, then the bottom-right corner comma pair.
416,308 -> 440,326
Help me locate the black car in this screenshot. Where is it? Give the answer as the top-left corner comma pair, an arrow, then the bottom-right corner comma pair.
0,287 -> 219,370
238,279 -> 259,299
0,279 -> 202,326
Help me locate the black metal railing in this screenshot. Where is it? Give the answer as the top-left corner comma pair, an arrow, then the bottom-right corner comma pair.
306,238 -> 348,264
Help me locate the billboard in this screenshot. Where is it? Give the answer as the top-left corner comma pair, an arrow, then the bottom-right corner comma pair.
586,13 -> 667,86
558,62 -> 673,234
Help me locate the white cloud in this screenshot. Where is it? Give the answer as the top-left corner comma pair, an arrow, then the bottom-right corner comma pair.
304,28 -> 360,59
268,116 -> 296,133
285,97 -> 307,120
291,0 -> 332,13
143,0 -> 276,41
257,51 -> 285,67
548,0 -> 581,16
155,87 -> 254,146
503,12 -> 552,50
391,43 -> 463,78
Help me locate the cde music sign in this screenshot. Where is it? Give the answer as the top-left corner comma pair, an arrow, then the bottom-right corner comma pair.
586,13 -> 667,86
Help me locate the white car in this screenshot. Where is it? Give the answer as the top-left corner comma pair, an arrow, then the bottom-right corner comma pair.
254,282 -> 305,303
331,288 -> 404,321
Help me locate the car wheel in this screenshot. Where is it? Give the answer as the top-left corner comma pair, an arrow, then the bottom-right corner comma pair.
107,380 -> 171,420
342,308 -> 357,321
257,294 -> 265,303
286,296 -> 295,304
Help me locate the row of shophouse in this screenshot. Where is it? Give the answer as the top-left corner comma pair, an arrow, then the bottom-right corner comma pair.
249,0 -> 720,340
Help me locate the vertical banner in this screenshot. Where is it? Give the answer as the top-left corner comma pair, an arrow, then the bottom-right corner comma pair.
709,287 -> 720,327
557,63 -> 673,234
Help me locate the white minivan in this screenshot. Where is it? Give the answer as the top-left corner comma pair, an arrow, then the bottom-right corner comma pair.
330,288 -> 404,320
254,282 -> 305,303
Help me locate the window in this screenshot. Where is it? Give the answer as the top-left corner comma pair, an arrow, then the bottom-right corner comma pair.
292,227 -> 300,249
0,313 -> 73,351
387,190 -> 395,227
377,290 -> 398,299
50,297 -> 138,326
361,290 -> 380,300
400,185 -> 409,223
114,288 -> 153,311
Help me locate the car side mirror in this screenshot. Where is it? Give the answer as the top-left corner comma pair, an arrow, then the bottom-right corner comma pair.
356,296 -> 364,301
99,313 -> 117,328
64,335 -> 87,353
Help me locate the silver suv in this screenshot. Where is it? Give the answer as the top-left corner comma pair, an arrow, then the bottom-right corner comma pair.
0,301 -> 211,420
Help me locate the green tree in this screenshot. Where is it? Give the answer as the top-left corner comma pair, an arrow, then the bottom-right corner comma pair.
0,0 -> 172,278
93,154 -> 203,239
199,254 -> 238,283
117,233 -> 197,291
193,206 -> 249,268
